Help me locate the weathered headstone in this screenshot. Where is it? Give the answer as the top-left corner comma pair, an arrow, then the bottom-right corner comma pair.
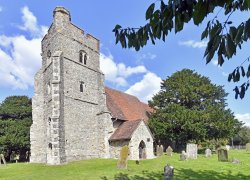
217,148 -> 228,162
156,145 -> 160,156
232,158 -> 241,164
156,145 -> 163,156
166,146 -> 173,156
205,148 -> 212,158
0,154 -> 6,166
159,145 -> 164,156
164,164 -> 174,180
117,145 -> 129,169
14,154 -> 20,163
180,150 -> 187,161
10,151 -> 15,162
246,143 -> 250,151
186,144 -> 198,159
26,151 -> 30,162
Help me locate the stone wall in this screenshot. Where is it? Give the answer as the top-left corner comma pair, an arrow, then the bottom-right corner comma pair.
30,70 -> 46,163
129,121 -> 154,160
109,140 -> 130,159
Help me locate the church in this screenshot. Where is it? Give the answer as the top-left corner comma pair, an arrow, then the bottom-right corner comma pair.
30,7 -> 154,165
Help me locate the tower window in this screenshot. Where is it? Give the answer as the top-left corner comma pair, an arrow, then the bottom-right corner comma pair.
47,50 -> 51,58
80,82 -> 84,92
48,143 -> 52,149
47,82 -> 51,94
84,54 -> 87,65
79,51 -> 87,64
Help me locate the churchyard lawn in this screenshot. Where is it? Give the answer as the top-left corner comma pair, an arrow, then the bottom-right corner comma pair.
0,150 -> 250,180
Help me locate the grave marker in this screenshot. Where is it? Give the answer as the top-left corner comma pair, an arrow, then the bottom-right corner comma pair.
205,148 -> 212,158
186,144 -> 197,159
117,145 -> 129,169
246,143 -> 250,151
218,148 -> 228,162
166,146 -> 173,156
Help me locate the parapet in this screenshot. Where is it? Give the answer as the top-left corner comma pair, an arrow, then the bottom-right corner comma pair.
53,6 -> 71,22
86,34 -> 100,52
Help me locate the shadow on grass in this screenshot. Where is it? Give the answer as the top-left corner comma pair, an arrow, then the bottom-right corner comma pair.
100,168 -> 250,180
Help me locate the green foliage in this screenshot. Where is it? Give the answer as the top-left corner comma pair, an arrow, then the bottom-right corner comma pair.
113,0 -> 250,97
148,69 -> 242,150
233,126 -> 250,145
0,96 -> 32,161
0,96 -> 32,119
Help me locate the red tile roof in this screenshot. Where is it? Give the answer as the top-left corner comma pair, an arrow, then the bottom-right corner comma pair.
109,119 -> 142,141
105,87 -> 153,121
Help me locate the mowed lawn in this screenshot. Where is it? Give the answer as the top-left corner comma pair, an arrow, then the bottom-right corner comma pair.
0,150 -> 250,180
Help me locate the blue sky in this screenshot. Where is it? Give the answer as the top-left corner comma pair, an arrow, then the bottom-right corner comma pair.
0,1 -> 249,126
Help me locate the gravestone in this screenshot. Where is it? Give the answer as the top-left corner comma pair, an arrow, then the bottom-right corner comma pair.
232,158 -> 241,164
166,146 -> 173,156
156,145 -> 163,156
246,143 -> 250,151
0,154 -> 6,166
10,151 -> 15,162
117,145 -> 129,169
205,148 -> 212,158
217,148 -> 228,162
156,145 -> 160,156
180,151 -> 187,161
159,145 -> 164,156
225,145 -> 230,151
164,164 -> 174,180
186,144 -> 197,159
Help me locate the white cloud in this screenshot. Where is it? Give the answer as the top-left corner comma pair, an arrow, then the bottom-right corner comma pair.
125,72 -> 161,103
222,72 -> 228,77
235,113 -> 250,127
18,6 -> 47,37
138,52 -> 156,60
100,53 -> 147,87
179,40 -> 207,48
0,6 -> 47,90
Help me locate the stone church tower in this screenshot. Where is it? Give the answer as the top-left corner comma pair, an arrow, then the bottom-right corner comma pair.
30,7 -> 113,165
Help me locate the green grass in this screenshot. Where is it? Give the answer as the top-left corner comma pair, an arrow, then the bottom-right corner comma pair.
0,150 -> 250,180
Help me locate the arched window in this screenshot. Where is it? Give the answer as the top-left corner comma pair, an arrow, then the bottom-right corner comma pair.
48,143 -> 52,149
84,54 -> 87,65
80,82 -> 84,92
79,51 -> 83,63
79,51 -> 87,64
47,50 -> 51,58
47,82 -> 51,94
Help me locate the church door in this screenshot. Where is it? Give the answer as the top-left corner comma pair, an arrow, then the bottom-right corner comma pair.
139,141 -> 146,159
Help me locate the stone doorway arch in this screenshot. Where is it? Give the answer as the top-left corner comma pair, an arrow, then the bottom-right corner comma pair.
139,140 -> 147,159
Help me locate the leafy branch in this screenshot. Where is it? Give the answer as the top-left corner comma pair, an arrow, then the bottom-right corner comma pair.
113,0 -> 250,98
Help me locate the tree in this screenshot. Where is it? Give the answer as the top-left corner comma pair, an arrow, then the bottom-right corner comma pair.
148,69 -> 242,150
0,96 -> 32,161
113,0 -> 250,98
232,126 -> 250,145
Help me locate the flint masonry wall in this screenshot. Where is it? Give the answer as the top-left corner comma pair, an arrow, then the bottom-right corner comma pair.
129,121 -> 155,160
31,7 -> 113,164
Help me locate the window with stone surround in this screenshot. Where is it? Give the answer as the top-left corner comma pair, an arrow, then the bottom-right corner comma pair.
47,50 -> 51,58
79,51 -> 87,64
47,82 -> 51,94
80,82 -> 84,92
84,53 -> 87,65
48,143 -> 52,149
